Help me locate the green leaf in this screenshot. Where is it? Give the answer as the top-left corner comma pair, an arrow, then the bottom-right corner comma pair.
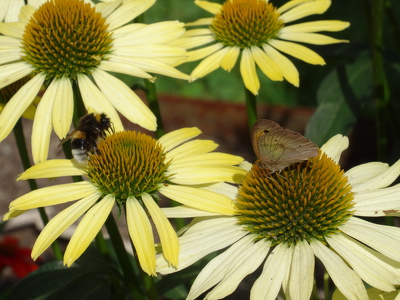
8,255 -> 124,300
305,53 -> 373,146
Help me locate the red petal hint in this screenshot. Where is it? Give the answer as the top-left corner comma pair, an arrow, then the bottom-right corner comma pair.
0,236 -> 40,279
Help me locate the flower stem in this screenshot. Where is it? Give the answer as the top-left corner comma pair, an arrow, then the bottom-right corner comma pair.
244,86 -> 258,129
144,79 -> 165,139
369,0 -> 391,161
130,240 -> 159,300
105,214 -> 142,298
13,119 -> 63,260
323,271 -> 331,300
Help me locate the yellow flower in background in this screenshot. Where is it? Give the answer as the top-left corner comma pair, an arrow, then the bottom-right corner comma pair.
4,127 -> 246,276
0,74 -> 42,119
0,0 -> 189,163
175,0 -> 349,95
157,135 -> 400,299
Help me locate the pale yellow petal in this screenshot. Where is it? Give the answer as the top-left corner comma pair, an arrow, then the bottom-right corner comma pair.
18,159 -> 85,180
195,0 -> 221,14
161,206 -> 221,218
0,22 -> 25,38
311,239 -> 368,299
282,241 -> 314,300
252,243 -> 292,299
167,165 -> 247,185
172,35 -> 215,52
0,36 -> 21,49
277,0 -> 315,14
166,139 -> 218,161
0,61 -> 33,89
351,160 -> 400,193
112,44 -> 186,59
113,21 -> 185,46
279,0 -> 331,23
251,45 -> 283,81
327,234 -> 400,291
31,79 -> 58,164
158,127 -> 201,152
32,192 -> 100,260
240,48 -> 260,95
142,193 -> 179,267
91,68 -> 156,131
320,134 -> 349,163
269,39 -> 325,65
94,0 -> 122,18
278,32 -> 349,45
170,152 -> 244,168
159,185 -> 235,215
180,28 -> 212,38
64,194 -> 115,267
186,43 -> 223,64
128,57 -> 190,80
189,236 -> 269,300
263,44 -> 299,87
52,77 -> 73,139
126,196 -> 156,276
282,20 -> 350,33
18,4 -> 36,23
0,48 -> 22,64
109,23 -> 146,39
106,0 -> 156,31
99,58 -> 153,79
340,217 -> 400,262
220,46 -> 240,72
3,209 -> 27,221
77,74 -> 124,132
191,47 -> 230,80
9,181 -> 97,210
186,17 -> 213,27
0,72 -> 44,142
0,0 -> 22,22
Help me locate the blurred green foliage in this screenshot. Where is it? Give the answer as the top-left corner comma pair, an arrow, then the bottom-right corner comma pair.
140,0 -> 400,161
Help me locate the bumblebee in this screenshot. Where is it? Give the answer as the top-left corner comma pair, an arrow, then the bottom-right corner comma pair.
60,112 -> 114,163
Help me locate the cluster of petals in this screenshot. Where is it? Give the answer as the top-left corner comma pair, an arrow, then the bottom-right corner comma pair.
0,0 -> 189,163
173,0 -> 349,95
157,135 -> 400,300
4,127 -> 246,275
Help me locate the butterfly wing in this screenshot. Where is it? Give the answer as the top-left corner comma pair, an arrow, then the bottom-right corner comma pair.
251,119 -> 281,162
251,119 -> 319,172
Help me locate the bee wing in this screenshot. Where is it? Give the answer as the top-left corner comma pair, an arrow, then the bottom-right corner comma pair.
58,128 -> 80,147
58,114 -> 99,147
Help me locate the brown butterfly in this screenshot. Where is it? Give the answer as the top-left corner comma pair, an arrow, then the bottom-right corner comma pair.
251,119 -> 319,172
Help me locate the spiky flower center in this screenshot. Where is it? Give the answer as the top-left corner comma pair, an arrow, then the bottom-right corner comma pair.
211,0 -> 284,48
236,151 -> 355,246
86,131 -> 170,208
21,0 -> 114,80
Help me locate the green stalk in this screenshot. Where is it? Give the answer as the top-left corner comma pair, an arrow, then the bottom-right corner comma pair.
105,214 -> 143,299
144,79 -> 165,139
369,0 -> 394,226
95,231 -> 112,263
13,119 -> 63,260
244,86 -> 258,129
323,271 -> 331,300
130,240 -> 159,300
369,0 -> 390,162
